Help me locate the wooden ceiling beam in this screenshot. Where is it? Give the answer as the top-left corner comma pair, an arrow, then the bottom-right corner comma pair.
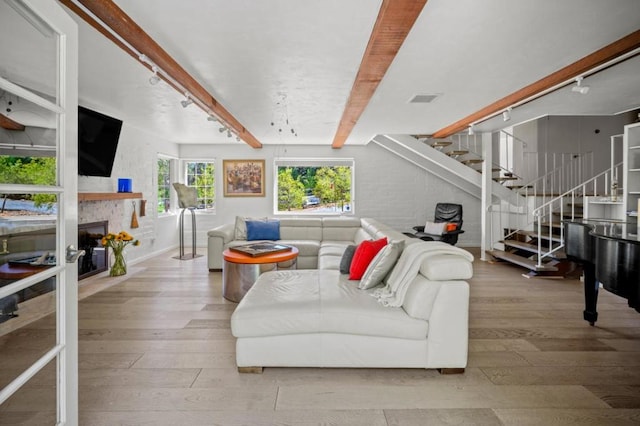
331,0 -> 428,149
60,0 -> 262,148
432,29 -> 640,139
0,113 -> 25,131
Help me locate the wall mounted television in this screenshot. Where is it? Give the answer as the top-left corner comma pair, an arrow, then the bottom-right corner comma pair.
78,106 -> 123,177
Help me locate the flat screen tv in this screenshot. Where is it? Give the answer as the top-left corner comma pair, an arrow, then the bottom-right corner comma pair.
78,106 -> 123,177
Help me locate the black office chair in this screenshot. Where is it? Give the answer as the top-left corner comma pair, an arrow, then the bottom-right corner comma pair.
405,203 -> 464,245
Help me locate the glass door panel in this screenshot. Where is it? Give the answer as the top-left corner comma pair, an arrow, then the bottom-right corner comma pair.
0,358 -> 57,422
0,280 -> 57,389
0,1 -> 78,423
0,0 -> 58,101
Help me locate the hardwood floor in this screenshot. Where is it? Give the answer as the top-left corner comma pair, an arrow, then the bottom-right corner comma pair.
1,247 -> 640,425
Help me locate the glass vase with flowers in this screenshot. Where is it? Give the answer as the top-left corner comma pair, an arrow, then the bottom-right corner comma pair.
101,231 -> 140,276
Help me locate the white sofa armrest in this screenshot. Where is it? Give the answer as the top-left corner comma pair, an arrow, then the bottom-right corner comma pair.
424,281 -> 469,369
207,223 -> 235,270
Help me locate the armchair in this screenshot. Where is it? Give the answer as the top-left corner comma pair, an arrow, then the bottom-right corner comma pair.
405,203 -> 464,245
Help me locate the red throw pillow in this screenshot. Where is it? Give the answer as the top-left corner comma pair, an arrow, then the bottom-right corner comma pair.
349,238 -> 388,280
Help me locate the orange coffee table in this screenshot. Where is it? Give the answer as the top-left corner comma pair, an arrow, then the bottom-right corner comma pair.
222,246 -> 298,302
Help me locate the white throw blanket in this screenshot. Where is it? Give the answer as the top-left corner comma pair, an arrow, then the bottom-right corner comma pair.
372,241 -> 474,307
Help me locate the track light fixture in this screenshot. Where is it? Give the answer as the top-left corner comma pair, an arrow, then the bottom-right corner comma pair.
468,124 -> 475,135
218,127 -> 227,133
149,66 -> 160,85
227,130 -> 232,138
207,114 -> 217,122
180,93 -> 193,108
502,108 -> 512,122
571,77 -> 590,94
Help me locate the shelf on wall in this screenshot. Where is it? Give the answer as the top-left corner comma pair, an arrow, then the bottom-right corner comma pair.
78,192 -> 143,201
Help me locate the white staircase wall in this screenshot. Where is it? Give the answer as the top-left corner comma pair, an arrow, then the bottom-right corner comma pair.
372,134 -> 522,205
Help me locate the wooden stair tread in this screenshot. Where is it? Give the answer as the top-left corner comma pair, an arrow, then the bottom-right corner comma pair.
552,212 -> 584,219
432,141 -> 452,148
538,221 -> 563,229
446,150 -> 469,156
487,250 -> 558,272
495,176 -> 518,181
461,159 -> 483,165
502,240 -> 544,253
501,240 -> 567,259
517,230 -> 563,243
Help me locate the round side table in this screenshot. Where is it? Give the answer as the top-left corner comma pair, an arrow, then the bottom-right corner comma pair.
222,246 -> 298,302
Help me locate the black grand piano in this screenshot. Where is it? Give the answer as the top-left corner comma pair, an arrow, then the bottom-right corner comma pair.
564,219 -> 640,325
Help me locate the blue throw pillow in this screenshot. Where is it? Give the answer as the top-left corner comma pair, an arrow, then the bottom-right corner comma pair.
246,220 -> 280,241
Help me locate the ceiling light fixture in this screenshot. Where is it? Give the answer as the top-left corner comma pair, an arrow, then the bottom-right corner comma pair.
502,108 -> 512,122
180,93 -> 193,108
149,66 -> 160,85
227,130 -> 232,138
468,124 -> 475,135
571,77 -> 590,94
207,114 -> 217,122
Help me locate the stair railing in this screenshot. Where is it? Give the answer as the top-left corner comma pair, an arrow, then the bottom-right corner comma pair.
452,133 -> 522,182
531,161 -> 623,267
522,151 -> 594,195
495,151 -> 597,246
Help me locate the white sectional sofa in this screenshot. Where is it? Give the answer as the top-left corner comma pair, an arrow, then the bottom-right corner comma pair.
207,216 -> 410,271
209,216 -> 475,373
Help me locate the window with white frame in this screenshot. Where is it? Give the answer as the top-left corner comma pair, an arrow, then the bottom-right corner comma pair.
274,158 -> 354,214
157,156 -> 172,213
184,160 -> 215,210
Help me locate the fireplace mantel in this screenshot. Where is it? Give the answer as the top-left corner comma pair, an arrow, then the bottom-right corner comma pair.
78,192 -> 143,201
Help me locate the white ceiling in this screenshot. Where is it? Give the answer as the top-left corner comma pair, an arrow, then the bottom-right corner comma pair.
4,0 -> 640,146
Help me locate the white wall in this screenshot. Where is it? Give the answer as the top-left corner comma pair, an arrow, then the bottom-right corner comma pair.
179,142 -> 481,247
78,123 -> 180,263
78,126 -> 491,263
536,115 -> 633,174
75,113 -> 640,261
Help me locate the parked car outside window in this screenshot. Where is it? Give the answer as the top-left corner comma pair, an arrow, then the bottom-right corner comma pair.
302,195 -> 320,208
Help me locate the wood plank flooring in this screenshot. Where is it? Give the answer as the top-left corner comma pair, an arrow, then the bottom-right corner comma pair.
1,247 -> 640,425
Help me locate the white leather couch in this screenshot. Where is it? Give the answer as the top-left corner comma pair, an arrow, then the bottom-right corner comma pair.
227,222 -> 474,373
207,216 -> 411,270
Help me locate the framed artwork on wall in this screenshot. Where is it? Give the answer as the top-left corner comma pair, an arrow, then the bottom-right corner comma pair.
223,159 -> 265,197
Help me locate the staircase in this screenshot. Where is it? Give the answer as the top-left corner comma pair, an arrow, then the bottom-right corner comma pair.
411,133 -> 526,190
409,130 -> 615,278
487,164 -> 622,277
378,131 -> 619,279
487,201 -> 577,277
371,134 -> 521,203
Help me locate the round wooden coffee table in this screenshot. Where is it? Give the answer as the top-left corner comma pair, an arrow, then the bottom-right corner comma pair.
222,246 -> 298,302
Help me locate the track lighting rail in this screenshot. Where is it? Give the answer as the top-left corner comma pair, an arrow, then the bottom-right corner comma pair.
61,0 -> 261,148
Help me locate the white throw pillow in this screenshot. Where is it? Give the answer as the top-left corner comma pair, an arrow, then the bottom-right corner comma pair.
423,220 -> 447,235
358,240 -> 405,290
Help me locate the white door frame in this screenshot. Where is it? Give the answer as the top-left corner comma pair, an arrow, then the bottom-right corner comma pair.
0,1 -> 78,424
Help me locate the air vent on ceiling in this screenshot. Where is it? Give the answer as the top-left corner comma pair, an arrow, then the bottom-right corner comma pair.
409,94 -> 440,104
